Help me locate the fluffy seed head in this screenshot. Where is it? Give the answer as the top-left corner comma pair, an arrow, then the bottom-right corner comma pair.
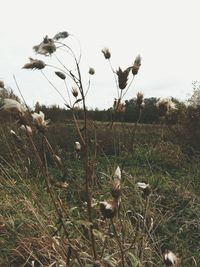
102,48 -> 111,59
75,141 -> 81,152
33,36 -> 56,56
32,111 -> 50,132
10,129 -> 16,135
156,97 -> 177,116
23,58 -> 46,70
20,125 -> 33,136
163,250 -> 178,266
111,166 -> 121,199
132,55 -> 142,75
114,166 -> 121,180
0,98 -> 24,115
136,92 -> 144,106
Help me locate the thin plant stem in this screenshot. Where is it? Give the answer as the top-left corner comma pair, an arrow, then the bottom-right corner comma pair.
75,60 -> 97,261
72,111 -> 85,145
64,80 -> 72,107
84,77 -> 91,98
27,133 -> 84,264
108,59 -> 120,99
70,34 -> 82,64
47,62 -> 77,81
121,75 -> 135,100
40,70 -> 68,104
55,41 -> 78,66
13,75 -> 30,111
111,219 -> 125,267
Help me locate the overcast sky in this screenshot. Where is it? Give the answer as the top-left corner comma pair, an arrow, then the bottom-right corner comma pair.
1,0 -> 200,109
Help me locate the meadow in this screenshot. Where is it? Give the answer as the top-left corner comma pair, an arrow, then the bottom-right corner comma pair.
0,32 -> 200,267
0,120 -> 200,267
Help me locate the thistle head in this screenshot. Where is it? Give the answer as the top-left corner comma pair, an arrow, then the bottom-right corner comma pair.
156,97 -> 177,116
132,54 -> 142,75
75,141 -> 81,152
23,58 -> 46,70
53,31 -> 69,40
99,201 -> 116,219
163,250 -> 178,267
101,48 -> 111,59
33,35 -> 56,56
55,71 -> 66,80
72,87 -> 78,98
116,67 -> 130,90
114,166 -> 121,180
113,99 -> 126,113
89,67 -> 95,75
32,111 -> 50,133
111,166 -> 121,199
0,98 -> 24,116
136,92 -> 144,107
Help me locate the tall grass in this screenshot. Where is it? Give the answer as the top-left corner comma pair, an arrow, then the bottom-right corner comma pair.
0,32 -> 200,267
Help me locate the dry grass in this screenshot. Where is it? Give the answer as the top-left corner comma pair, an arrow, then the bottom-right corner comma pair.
0,122 -> 200,266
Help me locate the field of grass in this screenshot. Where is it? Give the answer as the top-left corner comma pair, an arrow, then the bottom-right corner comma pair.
0,121 -> 200,267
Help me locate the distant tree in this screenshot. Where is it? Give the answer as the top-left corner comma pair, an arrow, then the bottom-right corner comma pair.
124,97 -> 159,123
142,97 -> 160,123
188,81 -> 200,107
179,82 -> 200,152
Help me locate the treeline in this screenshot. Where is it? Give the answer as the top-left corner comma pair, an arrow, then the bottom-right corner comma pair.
35,97 -> 185,124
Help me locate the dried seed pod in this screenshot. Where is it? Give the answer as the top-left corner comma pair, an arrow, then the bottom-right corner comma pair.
116,67 -> 130,90
101,48 -> 111,59
113,99 -> 126,113
55,71 -> 66,80
53,31 -> 69,40
111,166 -> 121,199
72,87 -> 78,97
89,67 -> 95,75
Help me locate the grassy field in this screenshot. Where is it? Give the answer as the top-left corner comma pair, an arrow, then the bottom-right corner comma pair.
0,121 -> 200,266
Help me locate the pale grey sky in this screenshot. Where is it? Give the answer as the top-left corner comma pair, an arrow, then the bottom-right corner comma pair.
1,0 -> 200,109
